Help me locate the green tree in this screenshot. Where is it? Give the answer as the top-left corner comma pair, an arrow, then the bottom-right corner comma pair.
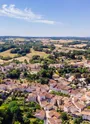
74,117 -> 82,124
8,101 -> 20,124
7,69 -> 20,79
61,112 -> 68,121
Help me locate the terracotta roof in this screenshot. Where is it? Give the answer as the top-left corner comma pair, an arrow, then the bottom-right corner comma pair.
45,103 -> 53,109
81,110 -> 90,116
41,100 -> 48,107
48,117 -> 62,124
73,97 -> 85,110
45,93 -> 54,99
34,110 -> 46,120
64,101 -> 73,108
49,110 -> 60,119
70,89 -> 80,96
49,79 -> 57,84
86,91 -> 90,97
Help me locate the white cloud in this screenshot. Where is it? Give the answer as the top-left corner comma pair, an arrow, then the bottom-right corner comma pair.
34,20 -> 55,24
0,4 -> 55,24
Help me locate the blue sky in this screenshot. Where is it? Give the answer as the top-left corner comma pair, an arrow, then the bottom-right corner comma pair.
0,0 -> 90,36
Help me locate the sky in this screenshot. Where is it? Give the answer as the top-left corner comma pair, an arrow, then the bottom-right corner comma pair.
0,0 -> 90,37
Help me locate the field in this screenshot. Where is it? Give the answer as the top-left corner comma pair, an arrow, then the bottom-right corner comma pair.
27,48 -> 48,58
72,44 -> 87,48
57,46 -> 85,53
50,39 -> 88,44
0,49 -> 17,57
50,39 -> 75,43
14,38 -> 30,42
0,48 -> 48,64
15,48 -> 48,62
0,41 -> 5,44
54,44 -> 63,48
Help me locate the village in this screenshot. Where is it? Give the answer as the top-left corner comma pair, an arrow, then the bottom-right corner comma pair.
0,37 -> 90,124
0,60 -> 90,124
0,0 -> 90,123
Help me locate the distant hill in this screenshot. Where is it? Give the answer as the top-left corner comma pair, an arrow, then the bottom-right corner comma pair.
0,36 -> 90,41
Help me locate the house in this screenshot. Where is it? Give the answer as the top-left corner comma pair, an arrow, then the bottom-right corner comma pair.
49,64 -> 63,69
64,100 -> 72,113
51,96 -> 57,105
52,73 -> 60,80
37,92 -> 46,104
64,100 -> 78,114
40,100 -> 49,108
70,89 -> 82,97
71,62 -> 84,67
40,85 -> 49,92
85,91 -> 90,101
48,117 -> 62,124
47,110 -> 61,119
50,83 -> 70,95
84,60 -> 90,68
68,75 -> 75,82
56,96 -> 63,107
4,79 -> 14,84
60,85 -> 71,94
49,79 -> 57,89
48,118 -> 56,124
34,110 -> 46,120
0,84 -> 7,91
17,63 -> 27,71
81,110 -> 90,121
27,63 -> 41,73
57,77 -> 70,86
46,110 -> 61,123
72,97 -> 85,112
26,93 -> 37,102
45,93 -> 54,102
7,84 -> 19,92
25,87 -> 36,93
44,103 -> 53,110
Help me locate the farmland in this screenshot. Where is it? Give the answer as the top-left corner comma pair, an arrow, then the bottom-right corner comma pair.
0,48 -> 48,64
0,49 -> 17,57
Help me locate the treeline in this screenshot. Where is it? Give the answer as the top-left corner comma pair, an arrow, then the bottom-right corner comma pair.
11,47 -> 30,56
53,49 -> 90,60
0,43 -> 15,52
63,41 -> 82,47
58,65 -> 89,76
33,44 -> 55,52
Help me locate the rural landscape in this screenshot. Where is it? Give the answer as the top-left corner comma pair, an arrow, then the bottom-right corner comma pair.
0,0 -> 90,124
0,37 -> 90,124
